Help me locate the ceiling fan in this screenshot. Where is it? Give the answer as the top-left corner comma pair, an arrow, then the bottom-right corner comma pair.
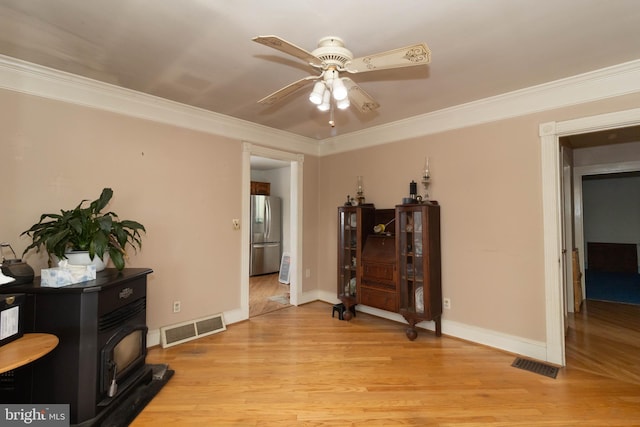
252,35 -> 431,125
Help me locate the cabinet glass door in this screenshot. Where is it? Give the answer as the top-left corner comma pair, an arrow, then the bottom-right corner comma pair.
397,202 -> 441,340
399,209 -> 425,314
338,209 -> 357,299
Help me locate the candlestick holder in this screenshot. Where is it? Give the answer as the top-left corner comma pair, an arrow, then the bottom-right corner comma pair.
421,174 -> 430,201
356,176 -> 365,205
421,158 -> 431,201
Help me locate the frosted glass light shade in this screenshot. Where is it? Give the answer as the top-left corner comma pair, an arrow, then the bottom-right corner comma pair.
332,78 -> 348,101
337,97 -> 350,109
309,82 -> 325,105
318,90 -> 331,111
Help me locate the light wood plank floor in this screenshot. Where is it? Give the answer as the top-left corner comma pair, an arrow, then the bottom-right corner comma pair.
249,273 -> 291,317
565,299 -> 640,385
137,300 -> 640,426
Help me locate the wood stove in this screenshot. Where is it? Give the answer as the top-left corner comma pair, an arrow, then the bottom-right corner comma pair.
1,268 -> 153,425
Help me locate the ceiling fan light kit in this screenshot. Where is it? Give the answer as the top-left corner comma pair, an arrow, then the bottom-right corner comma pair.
309,82 -> 325,105
318,90 -> 331,112
332,78 -> 348,101
337,97 -> 350,110
252,35 -> 431,127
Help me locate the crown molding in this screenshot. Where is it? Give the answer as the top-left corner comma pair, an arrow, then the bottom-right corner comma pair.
0,54 -> 319,156
2,54 -> 639,159
319,59 -> 640,156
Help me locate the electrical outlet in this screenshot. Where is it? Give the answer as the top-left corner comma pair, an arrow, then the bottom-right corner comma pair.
232,219 -> 240,230
443,298 -> 451,310
173,301 -> 181,313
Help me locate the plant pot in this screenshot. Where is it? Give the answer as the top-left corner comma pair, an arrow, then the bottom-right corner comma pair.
52,251 -> 110,272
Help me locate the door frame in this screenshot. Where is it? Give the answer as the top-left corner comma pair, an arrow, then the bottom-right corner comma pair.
539,107 -> 640,365
241,142 -> 304,318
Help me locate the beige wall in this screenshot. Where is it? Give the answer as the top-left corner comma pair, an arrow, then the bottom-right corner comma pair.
3,82 -> 640,348
1,89 -> 319,332
318,92 -> 640,343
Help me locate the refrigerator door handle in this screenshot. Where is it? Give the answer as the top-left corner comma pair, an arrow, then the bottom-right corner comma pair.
265,197 -> 271,239
252,242 -> 279,248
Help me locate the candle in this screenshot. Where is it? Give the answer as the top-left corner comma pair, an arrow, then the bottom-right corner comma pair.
424,157 -> 430,177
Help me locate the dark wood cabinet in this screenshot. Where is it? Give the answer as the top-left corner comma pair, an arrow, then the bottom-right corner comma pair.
337,205 -> 375,320
397,202 -> 442,340
250,181 -> 270,195
360,235 -> 398,312
336,202 -> 442,340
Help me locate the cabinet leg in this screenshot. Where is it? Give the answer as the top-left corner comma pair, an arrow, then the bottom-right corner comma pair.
341,304 -> 356,321
435,316 -> 442,337
405,327 -> 418,341
405,319 -> 418,341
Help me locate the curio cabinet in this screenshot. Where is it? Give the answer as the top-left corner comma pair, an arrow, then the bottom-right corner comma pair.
337,205 -> 374,320
396,202 -> 442,340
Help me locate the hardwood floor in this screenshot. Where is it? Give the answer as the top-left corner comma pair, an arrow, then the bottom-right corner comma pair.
249,273 -> 291,317
136,300 -> 640,426
565,299 -> 640,385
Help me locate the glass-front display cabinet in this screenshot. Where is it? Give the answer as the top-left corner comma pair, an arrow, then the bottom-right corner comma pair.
396,202 -> 442,340
337,205 -> 375,320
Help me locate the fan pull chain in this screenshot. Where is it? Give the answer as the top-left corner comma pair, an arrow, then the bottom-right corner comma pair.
329,103 -> 335,127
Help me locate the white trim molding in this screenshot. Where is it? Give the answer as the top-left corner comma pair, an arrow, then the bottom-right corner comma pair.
242,142 -> 304,314
2,54 -> 640,156
540,107 -> 640,366
319,60 -> 640,155
320,296 -> 547,361
0,54 -> 319,156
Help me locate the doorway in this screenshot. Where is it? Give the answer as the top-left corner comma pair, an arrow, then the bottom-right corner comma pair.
249,154 -> 292,316
575,168 -> 640,305
565,136 -> 640,382
241,142 -> 304,320
540,109 -> 640,365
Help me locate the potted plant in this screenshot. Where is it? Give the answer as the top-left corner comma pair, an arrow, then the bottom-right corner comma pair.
21,188 -> 146,271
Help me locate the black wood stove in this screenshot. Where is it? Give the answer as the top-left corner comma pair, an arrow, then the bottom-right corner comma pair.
1,268 -> 153,425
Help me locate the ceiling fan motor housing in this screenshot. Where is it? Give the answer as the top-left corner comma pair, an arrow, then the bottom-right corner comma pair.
312,37 -> 353,68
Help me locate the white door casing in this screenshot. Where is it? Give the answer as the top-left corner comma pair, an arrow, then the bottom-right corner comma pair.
242,142 -> 304,318
540,107 -> 640,366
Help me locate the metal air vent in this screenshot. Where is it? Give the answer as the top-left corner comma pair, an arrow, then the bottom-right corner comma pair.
160,313 -> 226,348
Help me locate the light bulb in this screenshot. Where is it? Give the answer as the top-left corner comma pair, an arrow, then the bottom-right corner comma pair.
337,97 -> 350,110
317,90 -> 331,111
332,78 -> 348,101
309,82 -> 325,105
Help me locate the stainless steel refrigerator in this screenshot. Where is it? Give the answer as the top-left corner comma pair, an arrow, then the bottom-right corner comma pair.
250,195 -> 282,276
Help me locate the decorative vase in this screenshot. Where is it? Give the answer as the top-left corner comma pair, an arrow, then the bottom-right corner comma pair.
52,251 -> 110,272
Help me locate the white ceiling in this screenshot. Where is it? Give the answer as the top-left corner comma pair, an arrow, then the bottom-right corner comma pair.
1,0 -> 640,141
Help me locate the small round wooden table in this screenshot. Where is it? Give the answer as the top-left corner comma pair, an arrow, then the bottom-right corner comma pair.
0,333 -> 58,374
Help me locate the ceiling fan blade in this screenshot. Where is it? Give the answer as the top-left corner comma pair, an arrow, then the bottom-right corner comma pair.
253,35 -> 323,67
258,75 -> 320,105
343,78 -> 380,113
345,43 -> 431,73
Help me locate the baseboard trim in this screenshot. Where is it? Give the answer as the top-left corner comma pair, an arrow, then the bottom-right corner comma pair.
317,294 -> 548,362
147,329 -> 160,348
151,294 -> 547,363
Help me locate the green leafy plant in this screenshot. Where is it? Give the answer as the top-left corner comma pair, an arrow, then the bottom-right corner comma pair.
21,188 -> 146,271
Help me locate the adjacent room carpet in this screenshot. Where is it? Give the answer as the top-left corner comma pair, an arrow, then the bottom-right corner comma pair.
585,269 -> 640,305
